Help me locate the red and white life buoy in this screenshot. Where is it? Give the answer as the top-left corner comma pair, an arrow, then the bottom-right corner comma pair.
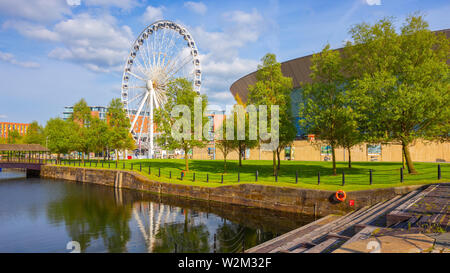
335,190 -> 346,202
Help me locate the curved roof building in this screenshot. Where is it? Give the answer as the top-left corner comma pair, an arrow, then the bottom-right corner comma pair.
230,28 -> 450,106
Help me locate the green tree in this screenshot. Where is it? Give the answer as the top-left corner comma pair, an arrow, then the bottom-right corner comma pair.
215,116 -> 236,173
344,15 -> 450,174
71,99 -> 93,163
23,121 -> 45,145
155,78 -> 208,172
248,53 -> 295,175
87,117 -> 111,162
229,106 -> 259,167
45,118 -> 75,160
107,98 -> 135,162
300,44 -> 351,175
7,130 -> 22,144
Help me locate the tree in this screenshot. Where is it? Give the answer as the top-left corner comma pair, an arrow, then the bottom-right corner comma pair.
71,99 -> 92,163
344,15 -> 450,174
107,98 -> 135,162
24,121 -> 45,145
248,53 -> 295,175
87,117 -> 111,162
155,78 -> 208,172
45,118 -> 74,160
215,116 -> 236,173
300,44 -> 351,175
229,106 -> 259,167
7,130 -> 22,144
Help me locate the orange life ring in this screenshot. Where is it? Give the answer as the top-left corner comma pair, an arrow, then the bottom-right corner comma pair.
335,190 -> 346,202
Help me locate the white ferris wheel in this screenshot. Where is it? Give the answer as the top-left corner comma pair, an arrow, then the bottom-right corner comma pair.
121,20 -> 201,158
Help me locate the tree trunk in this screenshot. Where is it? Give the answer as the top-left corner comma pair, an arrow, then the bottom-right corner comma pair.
276,147 -> 281,170
347,147 -> 352,168
273,151 -> 277,176
238,144 -> 242,167
402,141 -> 417,174
184,147 -> 189,172
331,145 -> 337,175
224,155 -> 227,173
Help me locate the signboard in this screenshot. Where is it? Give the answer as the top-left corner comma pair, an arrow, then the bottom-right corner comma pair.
320,145 -> 332,155
367,144 -> 381,155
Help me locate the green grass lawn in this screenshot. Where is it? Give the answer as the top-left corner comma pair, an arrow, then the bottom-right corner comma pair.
54,159 -> 449,192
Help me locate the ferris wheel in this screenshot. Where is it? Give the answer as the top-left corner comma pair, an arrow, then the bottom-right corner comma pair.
121,20 -> 201,158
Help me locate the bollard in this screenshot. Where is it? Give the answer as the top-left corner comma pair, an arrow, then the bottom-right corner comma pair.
238,171 -> 240,182
438,164 -> 441,180
318,172 -> 320,185
206,173 -> 209,183
400,167 -> 404,183
369,169 -> 373,185
255,170 -> 258,182
221,174 -> 223,184
342,171 -> 345,186
296,170 -> 298,184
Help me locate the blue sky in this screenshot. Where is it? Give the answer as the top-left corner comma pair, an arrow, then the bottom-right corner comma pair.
0,0 -> 448,124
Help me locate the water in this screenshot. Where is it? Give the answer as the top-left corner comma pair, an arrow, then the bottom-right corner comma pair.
0,172 -> 314,253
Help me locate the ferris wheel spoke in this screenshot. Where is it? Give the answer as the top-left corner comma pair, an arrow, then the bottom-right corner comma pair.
127,70 -> 147,81
130,92 -> 149,133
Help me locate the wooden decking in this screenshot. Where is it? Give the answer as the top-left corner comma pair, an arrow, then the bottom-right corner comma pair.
246,183 -> 449,253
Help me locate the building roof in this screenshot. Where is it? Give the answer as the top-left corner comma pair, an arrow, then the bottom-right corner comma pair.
0,144 -> 49,152
230,28 -> 450,104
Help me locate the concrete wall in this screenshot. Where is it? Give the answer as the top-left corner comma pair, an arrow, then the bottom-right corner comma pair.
193,140 -> 450,162
41,165 -> 424,217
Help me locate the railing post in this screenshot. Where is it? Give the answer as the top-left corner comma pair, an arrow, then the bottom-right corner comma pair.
206,173 -> 209,183
438,164 -> 441,180
193,172 -> 195,182
237,171 -> 240,182
400,167 -> 404,183
369,169 -> 373,185
158,168 -> 161,177
149,166 -> 151,175
255,170 -> 258,182
213,234 -> 217,253
318,172 -> 320,185
296,170 -> 298,184
140,163 -> 142,172
342,171 -> 345,186
169,171 -> 171,179
221,174 -> 223,184
275,173 -> 278,182
131,163 -> 133,170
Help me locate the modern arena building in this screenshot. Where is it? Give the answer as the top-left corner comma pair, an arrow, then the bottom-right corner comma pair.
192,29 -> 450,162
230,28 -> 450,140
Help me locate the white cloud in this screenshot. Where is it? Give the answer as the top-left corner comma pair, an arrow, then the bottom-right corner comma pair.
141,5 -> 164,23
184,1 -> 207,15
0,114 -> 8,119
365,0 -> 381,6
43,13 -> 133,72
3,21 -> 61,41
84,0 -> 139,10
0,0 -> 71,22
66,0 -> 81,6
0,50 -> 40,68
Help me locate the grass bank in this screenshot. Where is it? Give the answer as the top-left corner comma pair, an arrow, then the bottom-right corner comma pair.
51,159 -> 449,192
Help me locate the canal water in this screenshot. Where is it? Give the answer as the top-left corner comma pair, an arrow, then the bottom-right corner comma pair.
0,171 -> 315,253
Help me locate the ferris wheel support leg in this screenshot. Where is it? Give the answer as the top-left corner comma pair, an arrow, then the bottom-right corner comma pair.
149,90 -> 154,159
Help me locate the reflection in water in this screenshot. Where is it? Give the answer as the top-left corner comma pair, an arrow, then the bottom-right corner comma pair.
0,177 -> 314,253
